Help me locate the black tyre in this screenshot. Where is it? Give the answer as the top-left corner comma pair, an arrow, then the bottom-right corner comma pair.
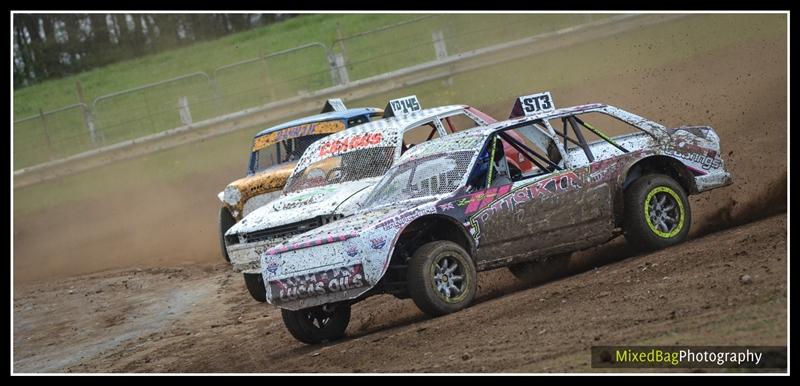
219,206 -> 236,263
281,303 -> 351,344
243,272 -> 266,303
507,252 -> 571,284
407,240 -> 477,316
623,174 -> 691,251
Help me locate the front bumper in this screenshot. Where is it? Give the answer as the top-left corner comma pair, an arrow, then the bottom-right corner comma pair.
265,262 -> 372,310
226,236 -> 294,273
694,170 -> 733,193
259,233 -> 393,311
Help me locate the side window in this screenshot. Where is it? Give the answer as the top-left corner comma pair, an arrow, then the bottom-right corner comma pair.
251,143 -> 279,173
576,112 -> 641,138
442,113 -> 481,134
401,122 -> 440,154
549,112 -> 634,166
466,125 -> 562,192
466,136 -> 508,191
506,123 -> 563,172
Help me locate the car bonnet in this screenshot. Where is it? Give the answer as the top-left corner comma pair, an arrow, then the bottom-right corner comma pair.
227,178 -> 379,236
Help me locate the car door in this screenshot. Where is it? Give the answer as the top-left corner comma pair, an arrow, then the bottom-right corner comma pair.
544,113 -> 634,248
467,122 -> 611,267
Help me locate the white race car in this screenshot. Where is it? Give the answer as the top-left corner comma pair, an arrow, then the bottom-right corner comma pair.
224,96 -> 498,300
257,92 -> 733,344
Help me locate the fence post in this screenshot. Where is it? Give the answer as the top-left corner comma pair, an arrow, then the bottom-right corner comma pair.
336,22 -> 348,67
210,75 -> 224,117
178,96 -> 193,125
76,80 -> 100,146
432,30 -> 448,60
333,53 -> 349,85
432,30 -> 453,86
328,53 -> 340,85
38,108 -> 54,161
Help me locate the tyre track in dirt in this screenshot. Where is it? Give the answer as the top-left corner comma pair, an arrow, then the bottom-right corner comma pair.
13,13 -> 787,285
13,15 -> 787,373
13,212 -> 785,373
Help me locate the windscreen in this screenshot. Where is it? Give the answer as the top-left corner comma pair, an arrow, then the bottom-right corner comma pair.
251,134 -> 328,173
283,127 -> 403,193
249,120 -> 345,174
284,146 -> 397,193
365,150 -> 476,208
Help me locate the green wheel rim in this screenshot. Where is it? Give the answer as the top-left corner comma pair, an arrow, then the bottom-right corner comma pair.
644,186 -> 685,238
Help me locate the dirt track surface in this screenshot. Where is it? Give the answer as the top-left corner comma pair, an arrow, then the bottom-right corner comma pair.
13,15 -> 787,373
13,214 -> 786,373
13,14 -> 787,285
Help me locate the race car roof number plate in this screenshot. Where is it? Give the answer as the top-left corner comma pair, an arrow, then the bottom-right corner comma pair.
510,91 -> 555,118
321,98 -> 347,113
384,95 -> 422,118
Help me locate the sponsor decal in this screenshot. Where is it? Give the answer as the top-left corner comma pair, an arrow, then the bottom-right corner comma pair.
469,172 -> 580,238
319,132 -> 383,157
346,245 -> 360,257
270,264 -> 366,302
463,185 -> 513,215
266,231 -> 359,256
272,186 -> 336,211
252,120 -> 345,152
265,261 -> 280,274
669,147 -> 721,170
667,141 -> 721,170
376,206 -> 437,230
586,158 -> 622,184
370,237 -> 386,250
438,202 -> 455,211
437,185 -> 514,216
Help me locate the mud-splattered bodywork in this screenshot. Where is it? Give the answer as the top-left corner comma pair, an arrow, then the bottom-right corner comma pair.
225,105 -> 496,273
260,103 -> 732,311
218,107 -> 383,220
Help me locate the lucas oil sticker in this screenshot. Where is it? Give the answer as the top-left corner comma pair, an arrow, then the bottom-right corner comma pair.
269,264 -> 365,302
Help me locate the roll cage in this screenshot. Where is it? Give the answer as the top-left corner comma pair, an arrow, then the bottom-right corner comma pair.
472,109 -> 639,189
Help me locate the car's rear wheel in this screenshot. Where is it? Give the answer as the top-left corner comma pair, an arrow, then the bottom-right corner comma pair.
243,272 -> 266,302
219,206 -> 236,263
623,174 -> 691,251
281,303 -> 351,344
407,240 -> 477,316
507,252 -> 571,284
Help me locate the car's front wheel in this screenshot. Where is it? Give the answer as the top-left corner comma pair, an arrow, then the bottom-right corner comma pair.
623,173 -> 691,251
243,272 -> 266,302
407,240 -> 477,316
281,303 -> 351,344
219,206 -> 236,263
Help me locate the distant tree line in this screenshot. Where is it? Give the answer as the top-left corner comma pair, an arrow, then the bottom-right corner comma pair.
13,13 -> 296,88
